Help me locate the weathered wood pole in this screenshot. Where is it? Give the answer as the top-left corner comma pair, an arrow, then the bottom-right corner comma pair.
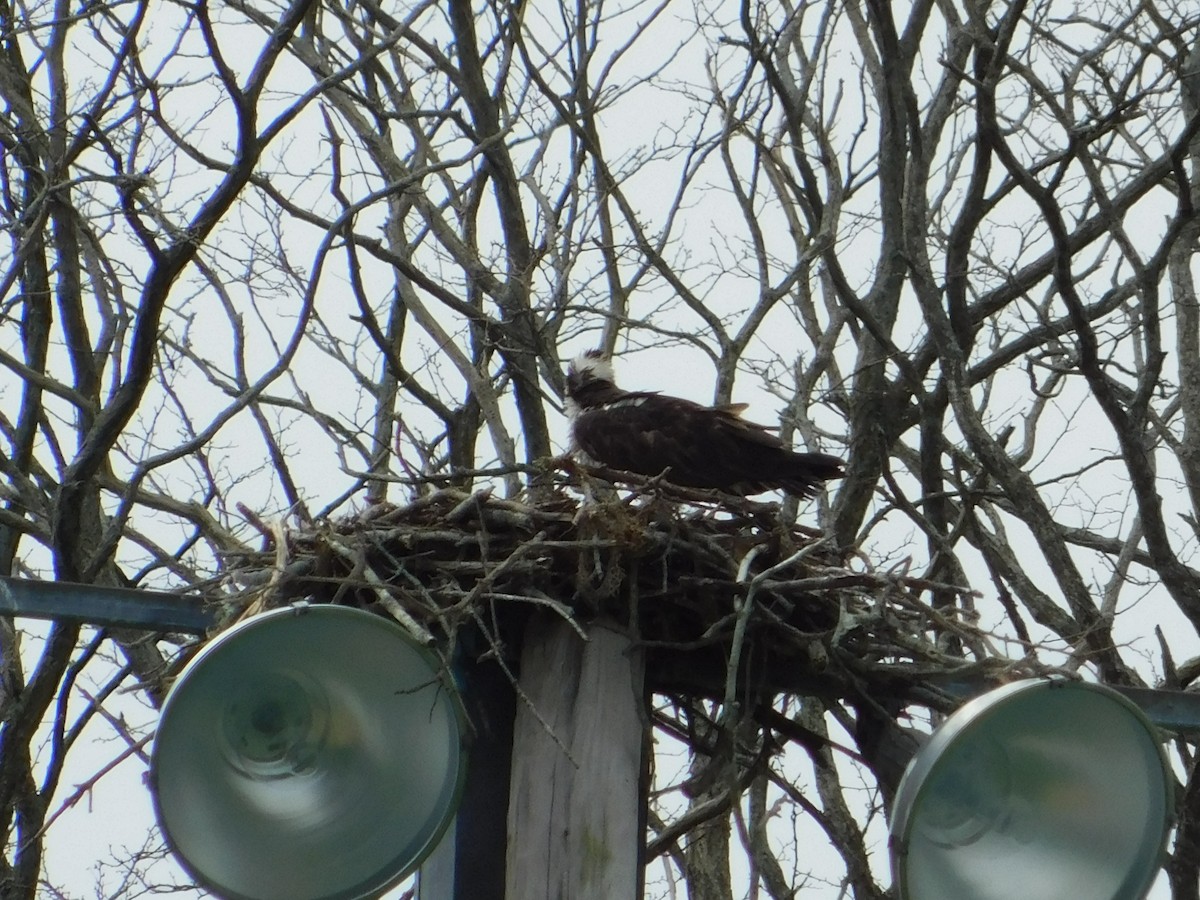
505,615 -> 647,899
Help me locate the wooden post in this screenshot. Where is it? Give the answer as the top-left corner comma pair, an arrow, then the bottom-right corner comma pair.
505,615 -> 646,899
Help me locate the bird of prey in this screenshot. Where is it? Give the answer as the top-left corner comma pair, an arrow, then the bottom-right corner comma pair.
564,351 -> 844,498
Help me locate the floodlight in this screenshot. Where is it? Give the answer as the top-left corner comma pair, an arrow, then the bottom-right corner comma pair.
890,679 -> 1172,900
151,604 -> 467,900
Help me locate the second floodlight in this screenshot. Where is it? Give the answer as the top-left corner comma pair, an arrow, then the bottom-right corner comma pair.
890,679 -> 1171,900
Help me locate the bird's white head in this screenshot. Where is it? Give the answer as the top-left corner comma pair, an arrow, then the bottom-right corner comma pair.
565,350 -> 619,417
567,350 -> 616,393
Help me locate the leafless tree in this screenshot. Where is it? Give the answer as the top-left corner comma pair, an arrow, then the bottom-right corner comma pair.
2,0 -> 1200,897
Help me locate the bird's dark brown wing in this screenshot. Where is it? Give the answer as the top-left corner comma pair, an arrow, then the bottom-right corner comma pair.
573,394 -> 709,480
710,405 -> 790,449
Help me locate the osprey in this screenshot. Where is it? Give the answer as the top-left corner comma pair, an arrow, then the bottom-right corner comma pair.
564,351 -> 844,498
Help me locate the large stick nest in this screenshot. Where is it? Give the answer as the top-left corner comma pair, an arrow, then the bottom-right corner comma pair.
219,470 -> 1042,714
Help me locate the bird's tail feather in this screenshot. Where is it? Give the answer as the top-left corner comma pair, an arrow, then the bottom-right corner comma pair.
777,452 -> 844,498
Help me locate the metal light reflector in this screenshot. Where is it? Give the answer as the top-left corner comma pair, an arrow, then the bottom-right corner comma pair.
890,679 -> 1171,900
151,605 -> 467,900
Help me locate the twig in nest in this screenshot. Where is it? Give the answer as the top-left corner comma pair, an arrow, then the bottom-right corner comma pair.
323,534 -> 434,643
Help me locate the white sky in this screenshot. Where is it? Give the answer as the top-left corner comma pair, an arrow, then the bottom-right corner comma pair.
4,0 -> 1197,897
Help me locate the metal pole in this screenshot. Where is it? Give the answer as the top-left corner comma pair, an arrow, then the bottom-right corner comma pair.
934,675 -> 1200,734
0,575 -> 215,634
418,640 -> 514,900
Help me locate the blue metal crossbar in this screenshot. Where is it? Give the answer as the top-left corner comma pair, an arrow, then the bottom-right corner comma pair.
0,576 -> 216,634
